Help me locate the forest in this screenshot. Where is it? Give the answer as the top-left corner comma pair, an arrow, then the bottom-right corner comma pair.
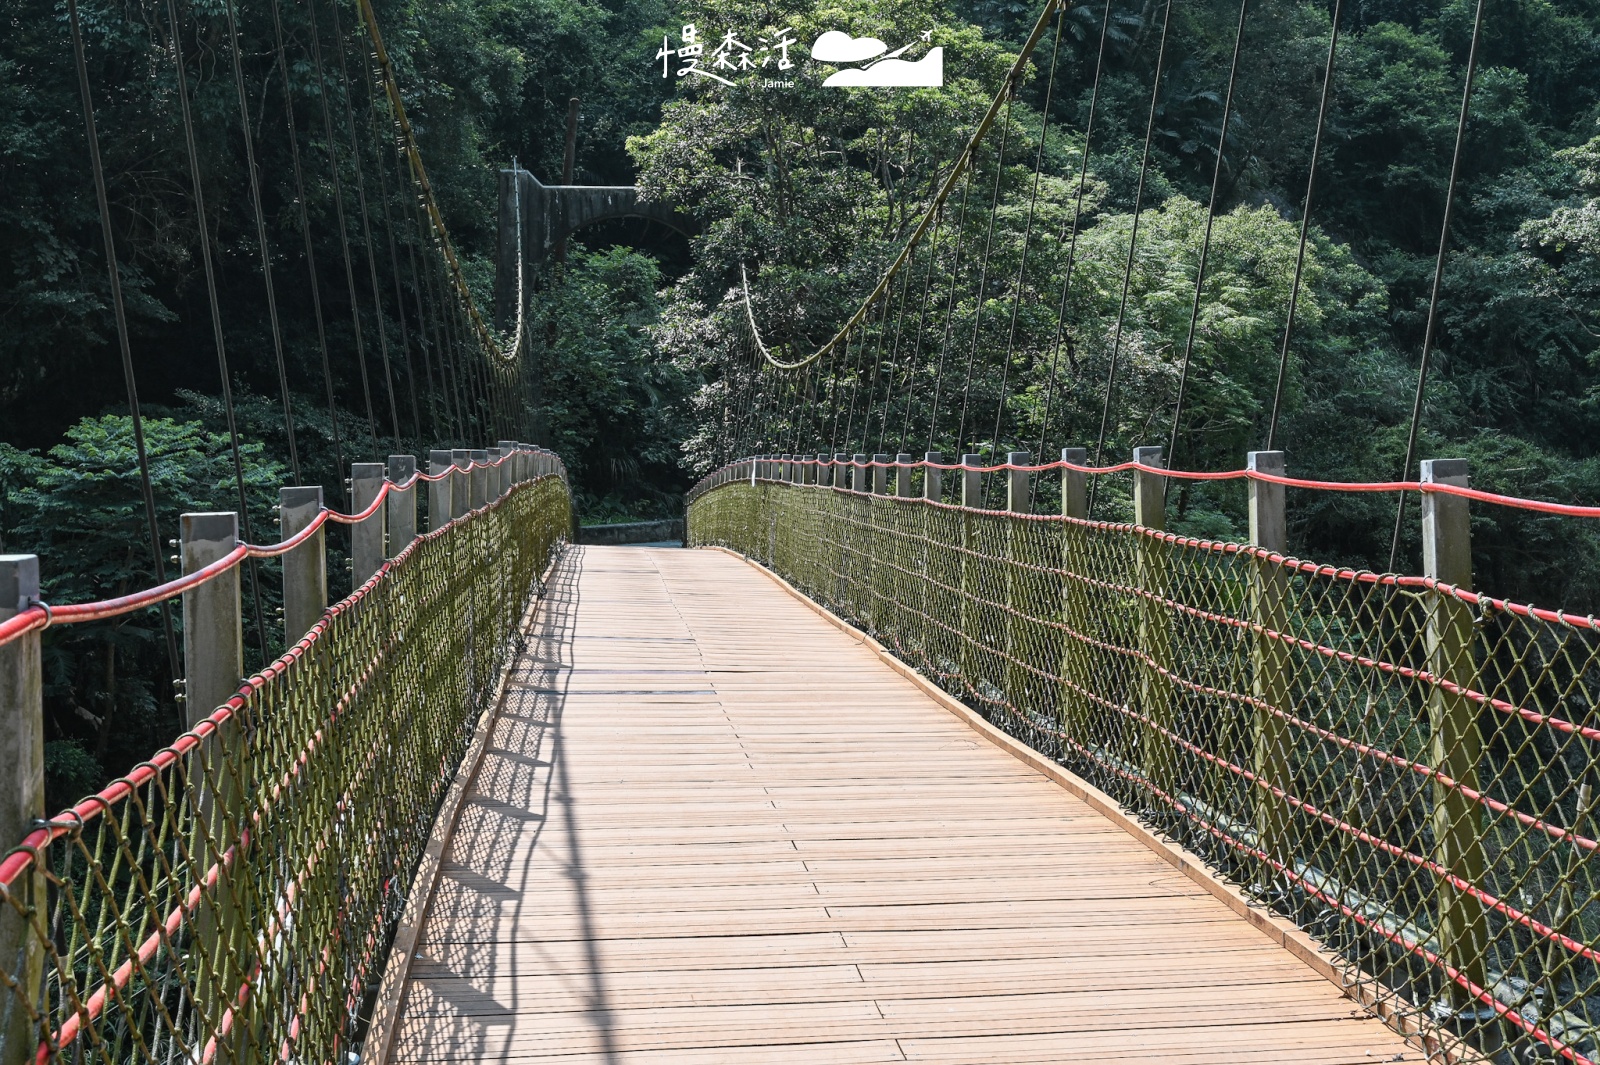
5,0 -> 1600,800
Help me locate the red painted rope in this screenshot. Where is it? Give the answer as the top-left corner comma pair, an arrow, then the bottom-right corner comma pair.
711,455 -> 1600,518
0,461 -> 556,648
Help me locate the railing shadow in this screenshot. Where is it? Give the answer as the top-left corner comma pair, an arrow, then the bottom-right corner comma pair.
388,546 -> 621,1062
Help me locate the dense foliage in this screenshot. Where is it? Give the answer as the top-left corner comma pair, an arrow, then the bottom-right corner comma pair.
10,0 -> 1600,793
636,0 -> 1600,611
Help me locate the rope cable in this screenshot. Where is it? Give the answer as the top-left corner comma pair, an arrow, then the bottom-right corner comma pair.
1266,0 -> 1345,451
737,0 -> 1069,372
325,0 -> 403,446
1036,0 -> 1116,459
1089,0 -> 1176,512
958,93 -> 1015,453
929,165 -> 977,451
897,203 -> 947,447
304,0 -> 381,457
1166,0 -> 1251,473
990,0 -> 1068,459
222,0 -> 300,484
1387,0 -> 1489,571
160,0 -> 270,664
268,0 -> 347,497
66,0 -> 181,681
364,50 -> 423,440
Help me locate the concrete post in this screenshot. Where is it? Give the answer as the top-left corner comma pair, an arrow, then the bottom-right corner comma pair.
387,455 -> 418,558
817,453 -> 829,486
181,512 -> 242,721
470,450 -> 490,509
1421,457 -> 1490,1013
895,453 -> 915,497
1132,447 -> 1174,801
850,454 -> 866,493
279,487 -> 326,645
961,454 -> 983,508
350,463 -> 387,586
872,454 -> 889,495
1058,449 -> 1091,747
0,556 -> 44,1065
833,453 -> 849,489
1249,451 -> 1293,876
485,448 -> 502,498
498,440 -> 519,492
924,453 -> 943,501
1006,452 -> 1031,514
428,450 -> 454,531
450,449 -> 471,519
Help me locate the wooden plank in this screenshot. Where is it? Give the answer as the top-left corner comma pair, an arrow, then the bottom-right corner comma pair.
385,545 -> 1425,1065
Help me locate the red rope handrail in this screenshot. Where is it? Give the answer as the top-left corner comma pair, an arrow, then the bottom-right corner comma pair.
0,452 -> 556,649
704,455 -> 1600,518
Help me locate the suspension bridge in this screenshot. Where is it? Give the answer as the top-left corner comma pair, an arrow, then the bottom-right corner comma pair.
3,0 -> 1599,1060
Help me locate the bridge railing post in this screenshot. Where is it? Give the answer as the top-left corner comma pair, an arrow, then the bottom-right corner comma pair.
470,449 -> 490,509
280,487 -> 326,644
498,440 -> 519,494
179,511 -> 247,1064
833,453 -> 849,490
895,453 -> 914,498
1248,451 -> 1294,887
388,455 -> 418,557
851,453 -> 867,494
1420,457 -> 1491,1016
1058,449 -> 1091,755
429,450 -> 455,531
1002,452 -> 1038,736
1132,447 -> 1175,808
0,555 -> 45,1065
958,454 -> 984,701
872,453 -> 889,496
921,453 -> 950,676
351,463 -> 387,587
450,449 -> 471,520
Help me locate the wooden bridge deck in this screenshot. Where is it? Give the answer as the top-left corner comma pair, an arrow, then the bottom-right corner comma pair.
383,545 -> 1420,1064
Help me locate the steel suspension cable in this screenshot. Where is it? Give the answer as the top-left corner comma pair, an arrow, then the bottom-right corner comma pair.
1167,0 -> 1251,472
897,204 -> 947,447
991,0 -> 1069,459
268,0 -> 347,496
1266,0 -> 1345,451
957,93 -> 1016,454
1387,0 -> 1488,571
160,0 -> 270,663
364,51 -> 422,440
66,0 -> 180,681
929,165 -> 977,452
398,151 -> 443,439
1036,0 -> 1116,460
1090,0 -> 1176,512
304,0 -> 381,457
325,0 -> 403,447
222,0 -> 300,484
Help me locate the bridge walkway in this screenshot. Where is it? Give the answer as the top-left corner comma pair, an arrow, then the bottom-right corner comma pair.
384,545 -> 1419,1064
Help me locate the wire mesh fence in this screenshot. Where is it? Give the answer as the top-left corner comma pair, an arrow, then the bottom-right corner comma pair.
690,462 -> 1600,1065
0,473 -> 570,1065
